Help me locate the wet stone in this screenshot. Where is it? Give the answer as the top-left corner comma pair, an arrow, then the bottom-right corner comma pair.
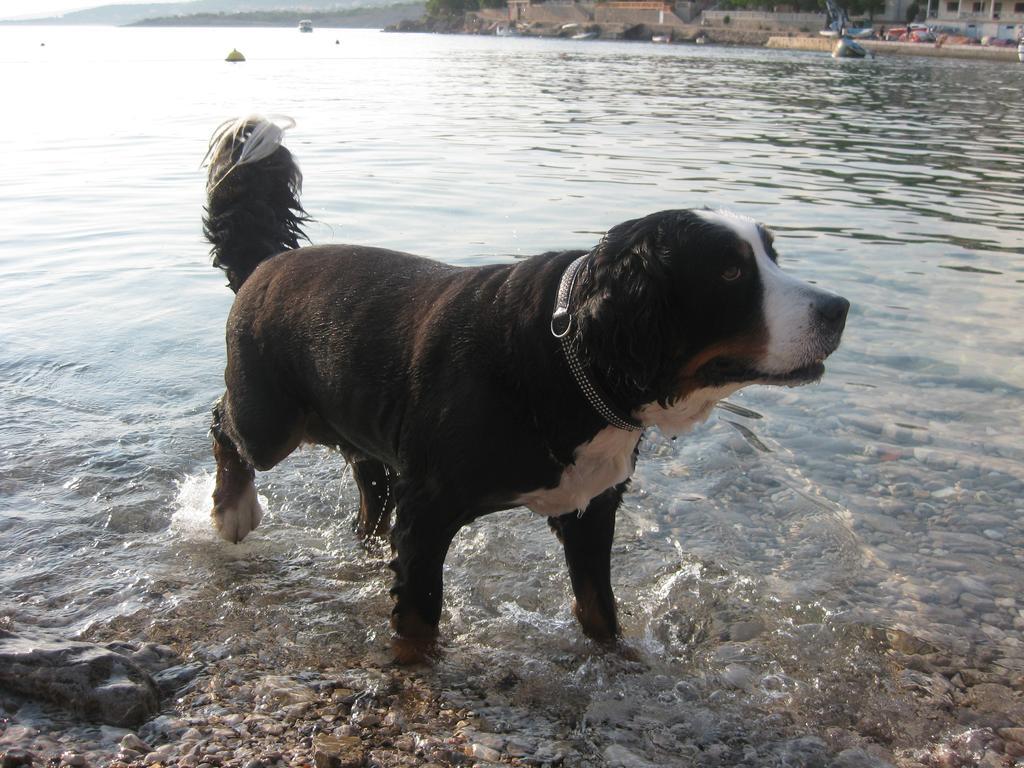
959,593 -> 996,614
1,750 -> 36,768
311,734 -> 364,768
885,630 -> 938,655
0,631 -> 159,728
254,676 -> 317,708
393,735 -> 416,753
998,727 -> 1024,744
602,744 -> 659,768
962,683 -> 1024,715
139,715 -> 190,744
832,747 -> 896,767
354,713 -> 380,728
119,735 -> 151,754
466,742 -> 501,762
728,620 -> 765,642
720,664 -> 757,690
153,663 -> 204,695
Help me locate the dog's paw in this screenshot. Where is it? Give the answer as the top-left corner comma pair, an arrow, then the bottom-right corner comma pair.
212,483 -> 263,543
572,598 -> 619,644
391,634 -> 440,666
389,611 -> 440,665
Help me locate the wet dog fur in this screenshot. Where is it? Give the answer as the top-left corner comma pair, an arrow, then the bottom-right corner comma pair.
202,116 -> 849,659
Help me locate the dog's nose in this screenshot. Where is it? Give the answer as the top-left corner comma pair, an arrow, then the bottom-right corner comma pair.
815,294 -> 850,331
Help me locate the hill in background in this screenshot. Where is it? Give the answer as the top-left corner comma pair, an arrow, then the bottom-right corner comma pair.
130,3 -> 425,26
1,0 -> 417,25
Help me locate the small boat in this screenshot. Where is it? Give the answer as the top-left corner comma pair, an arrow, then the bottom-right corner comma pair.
652,34 -> 671,43
832,35 -> 867,57
694,33 -> 708,44
572,31 -> 599,40
298,19 -> 313,33
495,24 -> 520,37
1018,40 -> 1023,62
822,25 -> 873,37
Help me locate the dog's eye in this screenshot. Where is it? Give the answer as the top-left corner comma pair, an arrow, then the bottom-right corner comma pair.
722,266 -> 742,282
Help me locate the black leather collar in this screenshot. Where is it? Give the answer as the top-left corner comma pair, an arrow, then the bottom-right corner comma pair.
551,255 -> 643,433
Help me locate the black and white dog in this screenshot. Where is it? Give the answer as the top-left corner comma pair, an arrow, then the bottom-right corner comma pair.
202,116 -> 848,659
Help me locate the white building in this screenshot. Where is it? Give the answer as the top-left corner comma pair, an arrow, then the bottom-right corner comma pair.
890,0 -> 1024,38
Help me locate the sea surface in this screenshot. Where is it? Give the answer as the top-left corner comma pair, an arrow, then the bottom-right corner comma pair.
1,24 -> 1023,765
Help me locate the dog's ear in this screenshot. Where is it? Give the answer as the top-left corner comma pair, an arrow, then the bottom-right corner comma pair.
592,215 -> 672,285
573,213 -> 681,405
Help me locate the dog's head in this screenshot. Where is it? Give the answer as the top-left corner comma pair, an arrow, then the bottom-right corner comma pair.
572,209 -> 849,431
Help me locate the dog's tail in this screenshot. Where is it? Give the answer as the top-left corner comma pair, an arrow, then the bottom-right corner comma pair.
202,115 -> 309,293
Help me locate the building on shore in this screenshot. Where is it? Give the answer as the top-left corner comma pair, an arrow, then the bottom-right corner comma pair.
922,0 -> 1023,40
507,0 -> 696,28
505,0 -> 1023,39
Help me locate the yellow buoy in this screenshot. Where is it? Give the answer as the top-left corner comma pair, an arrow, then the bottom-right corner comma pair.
225,49 -> 245,62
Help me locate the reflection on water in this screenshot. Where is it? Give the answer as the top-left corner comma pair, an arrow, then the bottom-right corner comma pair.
0,25 -> 1022,762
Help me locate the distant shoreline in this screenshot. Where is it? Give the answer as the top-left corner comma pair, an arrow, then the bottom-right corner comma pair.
0,5 -> 425,28
3,10 -> 1017,62
128,5 -> 425,29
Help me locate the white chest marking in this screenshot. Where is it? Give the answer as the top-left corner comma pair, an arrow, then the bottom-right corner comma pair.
516,426 -> 641,517
638,384 -> 743,437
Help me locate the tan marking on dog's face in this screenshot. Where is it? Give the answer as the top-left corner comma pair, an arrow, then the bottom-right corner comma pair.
677,335 -> 770,382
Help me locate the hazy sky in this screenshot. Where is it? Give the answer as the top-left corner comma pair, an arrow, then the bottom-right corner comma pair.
0,1 -> 179,19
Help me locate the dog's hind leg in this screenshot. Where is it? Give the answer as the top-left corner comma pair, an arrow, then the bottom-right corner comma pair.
548,483 -> 626,642
351,459 -> 395,540
209,389 -> 304,543
210,400 -> 263,544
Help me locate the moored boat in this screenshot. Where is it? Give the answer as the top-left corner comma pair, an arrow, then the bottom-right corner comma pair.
833,35 -> 867,57
298,19 -> 313,33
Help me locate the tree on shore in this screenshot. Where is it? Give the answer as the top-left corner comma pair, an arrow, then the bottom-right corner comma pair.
848,0 -> 886,19
427,0 -> 503,15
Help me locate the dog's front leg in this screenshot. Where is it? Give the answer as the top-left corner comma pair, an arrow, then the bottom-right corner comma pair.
387,483 -> 462,663
548,483 -> 626,642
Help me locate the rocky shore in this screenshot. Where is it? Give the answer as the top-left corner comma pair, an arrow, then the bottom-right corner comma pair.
386,15 -> 773,47
3,424 -> 1022,768
385,14 -> 1021,60
4,611 -> 1024,768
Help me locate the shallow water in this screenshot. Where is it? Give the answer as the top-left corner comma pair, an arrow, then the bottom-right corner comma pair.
1,24 -> 1023,764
